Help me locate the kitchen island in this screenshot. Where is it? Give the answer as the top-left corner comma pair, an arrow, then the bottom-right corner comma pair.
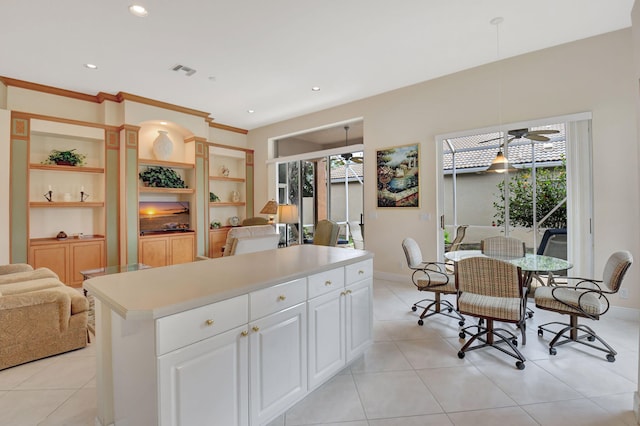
84,245 -> 374,426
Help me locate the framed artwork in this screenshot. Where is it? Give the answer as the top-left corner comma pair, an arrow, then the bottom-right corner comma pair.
376,143 -> 419,207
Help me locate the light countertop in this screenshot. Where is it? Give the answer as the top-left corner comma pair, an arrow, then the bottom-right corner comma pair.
83,245 -> 373,320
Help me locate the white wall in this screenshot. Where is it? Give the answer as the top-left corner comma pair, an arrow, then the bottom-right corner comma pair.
248,29 -> 640,310
0,110 -> 9,264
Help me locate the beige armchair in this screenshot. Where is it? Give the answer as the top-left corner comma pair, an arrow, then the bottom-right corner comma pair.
223,225 -> 279,256
0,266 -> 88,370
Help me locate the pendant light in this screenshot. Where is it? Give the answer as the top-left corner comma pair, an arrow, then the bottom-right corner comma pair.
486,17 -> 517,174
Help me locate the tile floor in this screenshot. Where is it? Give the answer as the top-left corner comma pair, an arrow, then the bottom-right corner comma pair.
0,278 -> 638,425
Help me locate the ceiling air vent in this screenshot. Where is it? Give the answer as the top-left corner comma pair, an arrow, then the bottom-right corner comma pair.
172,64 -> 197,76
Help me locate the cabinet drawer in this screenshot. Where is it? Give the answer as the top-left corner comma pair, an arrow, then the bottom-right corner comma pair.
250,278 -> 306,320
156,295 -> 248,356
345,259 -> 373,284
308,267 -> 345,299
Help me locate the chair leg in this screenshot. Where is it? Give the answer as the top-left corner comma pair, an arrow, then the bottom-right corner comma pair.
458,319 -> 526,369
537,314 -> 617,362
413,293 -> 465,326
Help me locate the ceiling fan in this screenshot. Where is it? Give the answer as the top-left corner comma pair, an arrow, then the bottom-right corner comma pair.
480,128 -> 560,145
340,125 -> 363,163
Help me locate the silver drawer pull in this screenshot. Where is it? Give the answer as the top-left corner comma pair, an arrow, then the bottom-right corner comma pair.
325,280 -> 332,286
205,319 -> 214,326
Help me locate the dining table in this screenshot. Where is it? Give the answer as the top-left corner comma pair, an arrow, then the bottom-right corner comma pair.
445,250 -> 573,287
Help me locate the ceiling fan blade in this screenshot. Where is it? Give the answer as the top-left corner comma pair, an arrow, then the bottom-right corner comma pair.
478,137 -> 503,144
527,134 -> 550,141
527,129 -> 560,135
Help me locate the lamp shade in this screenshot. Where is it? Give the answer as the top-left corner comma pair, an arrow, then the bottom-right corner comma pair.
278,204 -> 298,224
260,200 -> 278,215
486,151 -> 517,173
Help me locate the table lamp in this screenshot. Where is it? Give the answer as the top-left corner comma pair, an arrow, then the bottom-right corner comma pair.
260,199 -> 279,223
278,204 -> 299,246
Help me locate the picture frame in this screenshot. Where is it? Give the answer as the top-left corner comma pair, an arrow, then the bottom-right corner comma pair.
376,143 -> 419,207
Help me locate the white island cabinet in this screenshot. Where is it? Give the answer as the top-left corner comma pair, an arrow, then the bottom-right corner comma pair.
84,245 -> 373,426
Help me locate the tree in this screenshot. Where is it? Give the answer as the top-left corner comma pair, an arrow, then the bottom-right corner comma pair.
493,164 -> 567,229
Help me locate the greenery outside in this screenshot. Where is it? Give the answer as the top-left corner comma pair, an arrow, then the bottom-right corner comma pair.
493,163 -> 567,229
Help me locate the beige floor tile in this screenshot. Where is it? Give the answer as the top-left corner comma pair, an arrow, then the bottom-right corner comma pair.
0,389 -> 75,425
447,406 -> 538,425
0,357 -> 57,390
534,356 -> 637,398
16,356 -> 96,390
475,361 -> 581,405
522,398 -> 628,425
349,341 -> 413,373
353,370 -> 443,419
589,392 -> 639,426
395,338 -> 464,370
368,413 -> 453,425
417,365 -> 516,412
285,374 -> 366,425
39,388 -> 97,426
377,320 -> 443,341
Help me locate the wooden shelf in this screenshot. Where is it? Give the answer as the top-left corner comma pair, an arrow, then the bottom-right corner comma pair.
30,201 -> 104,208
30,235 -> 105,245
30,164 -> 105,173
139,187 -> 194,194
210,202 -> 245,207
139,159 -> 195,169
209,176 -> 245,183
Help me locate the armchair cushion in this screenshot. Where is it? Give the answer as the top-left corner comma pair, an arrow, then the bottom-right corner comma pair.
0,264 -> 34,276
223,225 -> 277,256
534,285 -> 604,317
0,268 -> 59,286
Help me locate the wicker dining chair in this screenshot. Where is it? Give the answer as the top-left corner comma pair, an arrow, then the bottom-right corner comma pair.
456,256 -> 527,370
402,237 -> 465,327
535,250 -> 632,362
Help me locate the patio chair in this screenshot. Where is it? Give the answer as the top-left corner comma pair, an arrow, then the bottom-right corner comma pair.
402,237 -> 465,327
535,250 -> 632,362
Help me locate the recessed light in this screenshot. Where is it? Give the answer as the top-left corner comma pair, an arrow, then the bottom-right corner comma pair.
247,109 -> 255,114
84,63 -> 98,70
160,121 -> 168,125
208,76 -> 216,82
311,86 -> 321,91
129,5 -> 148,17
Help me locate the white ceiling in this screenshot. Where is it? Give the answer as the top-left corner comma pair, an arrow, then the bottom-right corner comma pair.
1,0 -> 634,133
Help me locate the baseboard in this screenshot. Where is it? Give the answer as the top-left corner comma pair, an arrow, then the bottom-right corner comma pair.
373,271 -> 640,323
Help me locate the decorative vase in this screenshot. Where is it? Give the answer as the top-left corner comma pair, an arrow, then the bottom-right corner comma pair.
231,190 -> 240,202
153,130 -> 173,161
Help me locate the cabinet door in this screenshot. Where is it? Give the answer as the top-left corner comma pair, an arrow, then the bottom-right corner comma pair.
69,240 -> 105,286
139,237 -> 169,267
158,325 -> 249,426
209,228 -> 229,258
169,234 -> 194,265
345,278 -> 373,363
308,289 -> 346,390
249,303 -> 307,426
28,243 -> 69,284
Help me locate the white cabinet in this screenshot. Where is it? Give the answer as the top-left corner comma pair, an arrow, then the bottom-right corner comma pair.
158,325 -> 249,426
307,259 -> 373,390
308,287 -> 346,389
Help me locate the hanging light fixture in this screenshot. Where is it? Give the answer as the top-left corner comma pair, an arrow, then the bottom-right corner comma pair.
486,17 -> 517,174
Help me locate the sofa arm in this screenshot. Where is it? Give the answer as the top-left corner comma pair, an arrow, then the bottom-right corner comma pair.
0,264 -> 34,276
0,289 -> 72,332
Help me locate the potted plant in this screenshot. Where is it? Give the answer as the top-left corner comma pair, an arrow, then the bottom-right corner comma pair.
42,149 -> 86,166
139,166 -> 187,188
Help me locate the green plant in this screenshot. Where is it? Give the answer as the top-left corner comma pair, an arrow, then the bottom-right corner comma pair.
209,192 -> 220,202
139,166 -> 186,188
493,163 -> 567,229
42,149 -> 86,166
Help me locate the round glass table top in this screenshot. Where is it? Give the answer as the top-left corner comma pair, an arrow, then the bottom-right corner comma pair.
445,250 -> 572,272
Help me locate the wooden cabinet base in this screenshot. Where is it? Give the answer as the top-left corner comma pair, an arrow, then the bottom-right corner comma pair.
29,237 -> 105,287
139,232 -> 195,267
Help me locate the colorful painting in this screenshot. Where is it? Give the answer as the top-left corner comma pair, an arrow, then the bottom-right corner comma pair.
377,143 -> 419,207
